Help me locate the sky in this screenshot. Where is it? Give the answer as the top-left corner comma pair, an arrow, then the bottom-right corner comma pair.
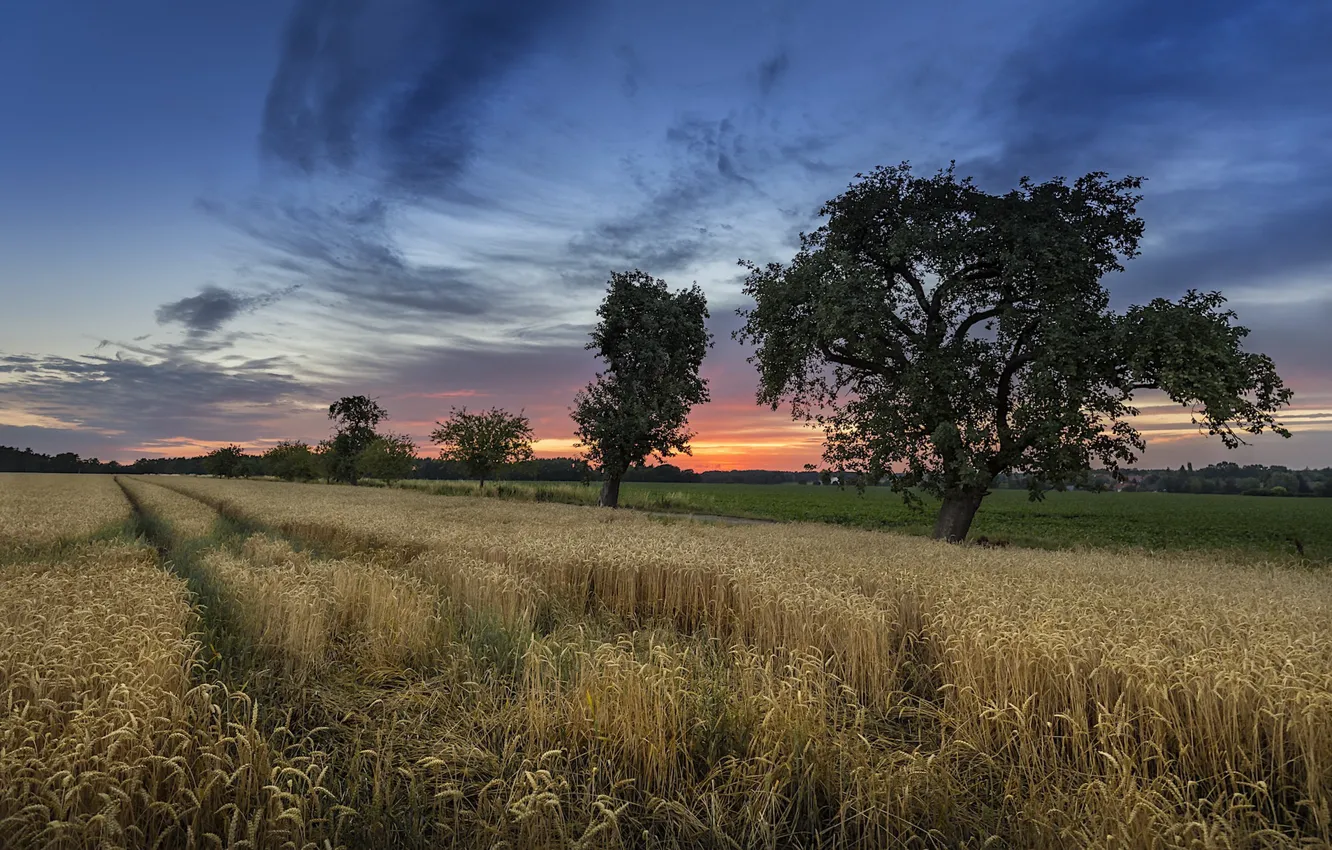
1,0 -> 1330,471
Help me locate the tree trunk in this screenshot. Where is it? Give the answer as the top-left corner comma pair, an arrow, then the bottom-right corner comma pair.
932,490 -> 986,542
599,473 -> 623,508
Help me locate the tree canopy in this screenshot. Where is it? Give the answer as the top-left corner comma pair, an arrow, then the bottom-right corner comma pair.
355,433 -> 418,487
736,163 -> 1292,542
262,440 -> 319,482
326,395 -> 388,485
430,407 -> 534,488
572,269 -> 712,507
202,444 -> 249,478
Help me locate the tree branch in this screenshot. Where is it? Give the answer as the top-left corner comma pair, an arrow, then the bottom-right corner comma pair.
959,259 -> 1002,281
820,342 -> 899,378
951,303 -> 1011,345
899,264 -> 932,316
932,259 -> 1003,324
993,318 -> 1040,459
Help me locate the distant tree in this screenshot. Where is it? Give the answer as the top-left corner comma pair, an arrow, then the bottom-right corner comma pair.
572,269 -> 712,508
314,438 -> 338,483
263,440 -> 319,482
355,433 -> 418,487
430,407 -> 534,488
203,445 -> 248,478
1269,471 -> 1300,492
326,395 -> 388,485
737,163 -> 1292,542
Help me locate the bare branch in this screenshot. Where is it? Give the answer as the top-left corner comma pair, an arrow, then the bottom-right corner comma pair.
951,304 -> 1010,345
821,342 -> 900,378
899,264 -> 932,316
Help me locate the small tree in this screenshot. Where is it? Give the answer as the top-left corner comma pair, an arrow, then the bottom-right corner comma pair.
263,440 -> 319,482
572,270 -> 712,508
203,444 -> 248,478
429,407 -> 534,488
737,163 -> 1291,542
326,395 -> 388,485
355,433 -> 418,487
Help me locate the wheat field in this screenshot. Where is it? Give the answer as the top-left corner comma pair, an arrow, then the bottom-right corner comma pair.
0,473 -> 130,556
0,478 -> 346,849
2,472 -> 1330,848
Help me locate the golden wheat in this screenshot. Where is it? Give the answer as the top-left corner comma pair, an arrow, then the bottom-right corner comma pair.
0,538 -> 347,849
0,472 -> 129,551
118,475 -> 219,538
199,535 -> 441,676
149,475 -> 1332,847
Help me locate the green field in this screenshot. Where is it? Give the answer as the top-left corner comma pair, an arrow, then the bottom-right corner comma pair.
404,479 -> 1332,564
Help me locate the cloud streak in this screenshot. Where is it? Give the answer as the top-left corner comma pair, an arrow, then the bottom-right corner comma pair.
0,342 -> 318,447
260,0 -> 594,195
155,285 -> 298,335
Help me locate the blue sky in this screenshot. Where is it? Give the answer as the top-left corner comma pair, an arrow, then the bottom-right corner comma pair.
1,0 -> 1329,469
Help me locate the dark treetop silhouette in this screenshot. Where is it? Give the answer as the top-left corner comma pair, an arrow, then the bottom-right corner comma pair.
573,269 -> 712,508
326,395 -> 388,485
737,164 -> 1292,542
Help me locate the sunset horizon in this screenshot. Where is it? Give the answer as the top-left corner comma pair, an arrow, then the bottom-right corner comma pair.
3,1 -> 1328,473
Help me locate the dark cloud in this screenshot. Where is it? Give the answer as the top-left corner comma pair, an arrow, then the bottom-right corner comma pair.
213,1 -> 602,332
155,285 -> 296,334
260,0 -> 594,195
1120,194 -> 1332,299
979,0 -> 1331,181
756,50 -> 789,96
0,343 -> 318,444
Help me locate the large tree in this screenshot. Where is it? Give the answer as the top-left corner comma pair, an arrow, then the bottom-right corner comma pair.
737,164 -> 1292,542
430,407 -> 534,489
326,395 -> 388,485
572,269 -> 712,508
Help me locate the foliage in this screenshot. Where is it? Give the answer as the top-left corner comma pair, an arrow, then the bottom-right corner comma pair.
0,446 -> 211,474
355,433 -> 418,487
202,444 -> 248,478
572,269 -> 712,507
737,163 -> 1292,541
262,440 -> 320,482
326,395 -> 389,485
429,407 -> 534,487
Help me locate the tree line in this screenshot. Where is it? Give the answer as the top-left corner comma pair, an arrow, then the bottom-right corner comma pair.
199,268 -> 712,504
7,165 -> 1299,542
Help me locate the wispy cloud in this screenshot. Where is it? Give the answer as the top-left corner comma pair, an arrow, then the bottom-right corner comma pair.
0,341 -> 319,447
260,0 -> 596,195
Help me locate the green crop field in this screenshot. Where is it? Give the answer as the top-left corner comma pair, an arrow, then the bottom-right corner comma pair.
404,479 -> 1332,565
